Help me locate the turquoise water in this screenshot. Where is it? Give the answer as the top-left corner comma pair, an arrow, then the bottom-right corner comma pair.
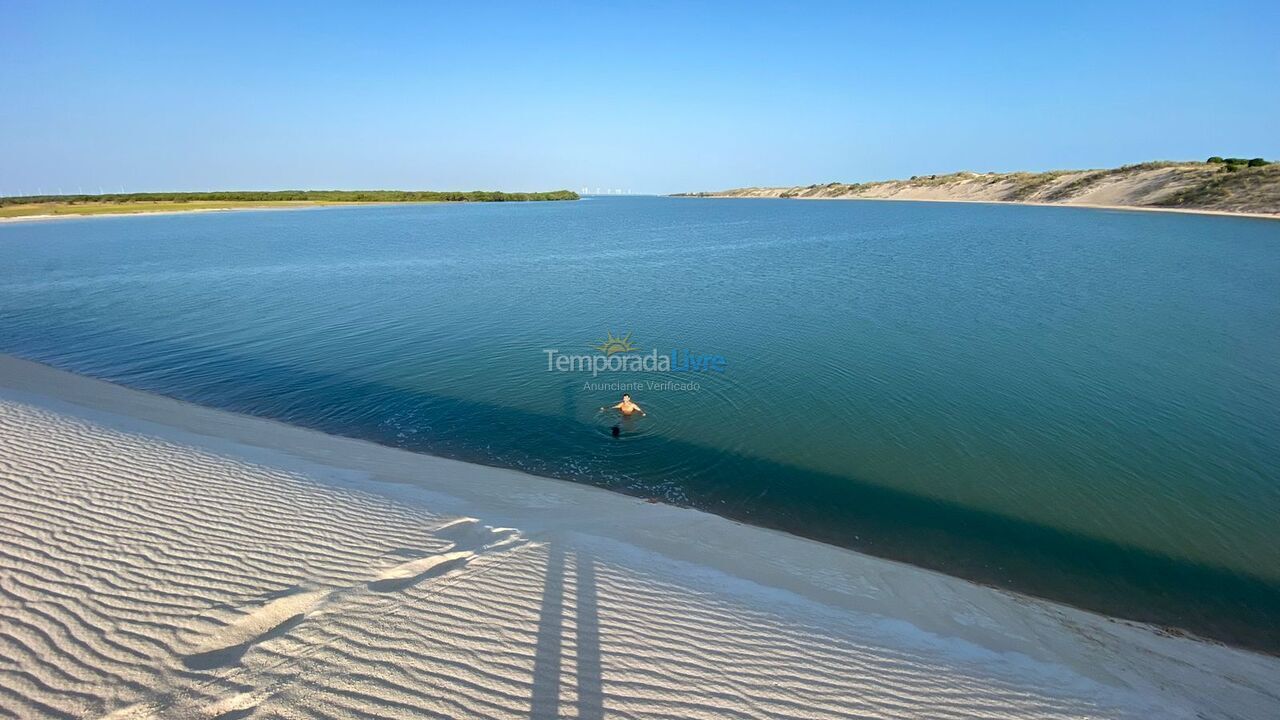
3,198 -> 1278,651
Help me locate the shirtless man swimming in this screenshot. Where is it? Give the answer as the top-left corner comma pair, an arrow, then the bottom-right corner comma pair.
607,394 -> 646,416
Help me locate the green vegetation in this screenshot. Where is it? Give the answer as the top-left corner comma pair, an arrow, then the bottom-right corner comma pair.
778,181 -> 871,198
0,189 -> 578,207
898,172 -> 967,187
1005,171 -> 1072,201
1158,163 -> 1280,209
1206,156 -> 1270,168
1039,170 -> 1107,202
0,189 -> 579,219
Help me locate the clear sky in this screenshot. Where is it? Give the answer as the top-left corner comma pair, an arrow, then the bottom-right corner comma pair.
2,1 -> 1277,195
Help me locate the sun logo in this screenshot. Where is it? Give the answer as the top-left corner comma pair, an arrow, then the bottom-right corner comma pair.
593,330 -> 639,356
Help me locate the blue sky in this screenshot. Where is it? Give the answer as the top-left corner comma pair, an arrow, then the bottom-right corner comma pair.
2,1 -> 1277,195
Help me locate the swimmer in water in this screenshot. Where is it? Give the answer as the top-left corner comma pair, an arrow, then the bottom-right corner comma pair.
606,394 -> 646,417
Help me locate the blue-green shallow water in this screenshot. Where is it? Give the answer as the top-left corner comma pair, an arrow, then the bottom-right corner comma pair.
3,197 -> 1279,651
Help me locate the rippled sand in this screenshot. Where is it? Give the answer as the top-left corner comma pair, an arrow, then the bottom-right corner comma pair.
1,355 -> 1277,719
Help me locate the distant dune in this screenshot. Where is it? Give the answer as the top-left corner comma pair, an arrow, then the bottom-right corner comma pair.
677,161 -> 1280,217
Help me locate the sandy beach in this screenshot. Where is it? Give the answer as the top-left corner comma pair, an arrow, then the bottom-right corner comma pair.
0,202 -> 429,224
0,355 -> 1276,719
5,196 -> 1276,225
0,206 -> 320,223
675,194 -> 1280,221
802,195 -> 1280,221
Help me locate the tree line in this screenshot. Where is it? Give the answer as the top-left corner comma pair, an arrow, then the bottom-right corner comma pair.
1207,157 -> 1269,170
0,189 -> 580,205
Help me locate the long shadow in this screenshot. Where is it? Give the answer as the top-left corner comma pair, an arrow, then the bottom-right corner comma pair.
182,613 -> 308,671
575,552 -> 604,720
529,543 -> 565,719
8,331 -> 1280,654
366,554 -> 472,593
528,544 -> 605,720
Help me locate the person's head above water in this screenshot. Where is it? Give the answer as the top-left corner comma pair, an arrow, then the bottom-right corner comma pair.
622,394 -> 631,402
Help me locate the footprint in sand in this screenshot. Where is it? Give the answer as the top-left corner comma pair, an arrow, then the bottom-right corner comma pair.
367,550 -> 475,593
433,517 -> 523,552
180,521 -> 525,671
182,589 -> 331,670
367,520 -> 526,593
97,703 -> 160,720
202,689 -> 270,720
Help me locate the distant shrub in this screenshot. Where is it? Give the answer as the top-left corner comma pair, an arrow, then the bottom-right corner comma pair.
1207,156 -> 1224,163
1224,164 -> 1240,173
1248,158 -> 1269,167
0,189 -> 580,207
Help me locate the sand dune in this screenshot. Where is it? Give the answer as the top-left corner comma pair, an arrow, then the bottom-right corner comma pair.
1,355 -> 1278,719
678,162 -> 1280,217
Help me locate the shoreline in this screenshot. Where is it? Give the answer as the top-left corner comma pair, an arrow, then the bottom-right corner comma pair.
675,194 -> 1280,221
0,200 -> 440,224
2,353 -> 1278,718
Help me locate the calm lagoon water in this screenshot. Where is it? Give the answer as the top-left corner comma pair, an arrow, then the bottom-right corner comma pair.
3,197 -> 1279,650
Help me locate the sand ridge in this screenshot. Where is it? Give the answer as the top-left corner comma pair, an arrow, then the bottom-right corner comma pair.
1,355 -> 1278,718
680,163 -> 1280,218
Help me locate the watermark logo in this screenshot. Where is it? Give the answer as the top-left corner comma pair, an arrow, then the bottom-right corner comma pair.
593,330 -> 638,356
543,330 -> 726,377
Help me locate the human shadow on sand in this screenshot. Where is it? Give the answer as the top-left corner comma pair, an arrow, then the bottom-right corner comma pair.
530,544 -> 604,720
28,331 -> 1280,654
182,613 -> 308,671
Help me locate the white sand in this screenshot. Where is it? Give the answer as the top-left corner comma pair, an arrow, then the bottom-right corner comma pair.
800,195 -> 1280,220
1,355 -> 1277,719
0,204 -> 369,224
689,164 -> 1280,220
